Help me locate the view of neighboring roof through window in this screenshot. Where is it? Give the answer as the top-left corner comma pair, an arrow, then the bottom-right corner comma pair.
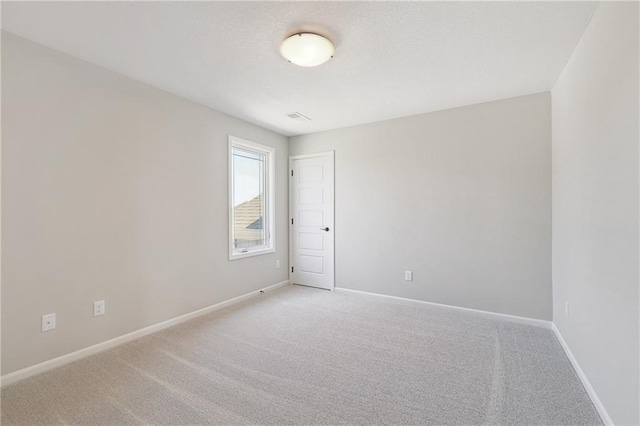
228,136 -> 275,259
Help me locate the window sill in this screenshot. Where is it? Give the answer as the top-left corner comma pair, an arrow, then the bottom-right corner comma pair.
229,247 -> 275,261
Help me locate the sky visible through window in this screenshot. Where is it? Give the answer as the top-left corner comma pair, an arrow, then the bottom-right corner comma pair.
233,149 -> 264,207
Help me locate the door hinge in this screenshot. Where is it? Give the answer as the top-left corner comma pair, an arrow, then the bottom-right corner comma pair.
291,218 -> 294,225
291,266 -> 294,273
291,170 -> 293,177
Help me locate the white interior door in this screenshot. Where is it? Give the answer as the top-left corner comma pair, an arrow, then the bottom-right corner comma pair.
290,152 -> 334,290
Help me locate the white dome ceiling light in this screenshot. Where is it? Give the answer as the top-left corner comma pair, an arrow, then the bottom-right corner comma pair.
280,33 -> 335,67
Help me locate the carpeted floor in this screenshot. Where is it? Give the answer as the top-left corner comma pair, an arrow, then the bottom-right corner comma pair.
1,285 -> 601,425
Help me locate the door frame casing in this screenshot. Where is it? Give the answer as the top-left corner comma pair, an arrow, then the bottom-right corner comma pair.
288,151 -> 335,290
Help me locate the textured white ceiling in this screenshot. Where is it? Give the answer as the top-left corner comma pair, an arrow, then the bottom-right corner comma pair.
2,1 -> 597,136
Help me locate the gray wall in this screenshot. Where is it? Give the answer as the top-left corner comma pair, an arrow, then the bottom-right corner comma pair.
1,33 -> 289,375
290,93 -> 552,320
551,3 -> 639,425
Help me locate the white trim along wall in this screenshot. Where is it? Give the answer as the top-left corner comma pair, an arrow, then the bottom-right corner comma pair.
552,324 -> 613,425
335,287 -> 610,425
1,280 -> 290,387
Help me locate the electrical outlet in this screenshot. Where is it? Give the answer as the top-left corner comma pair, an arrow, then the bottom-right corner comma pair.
94,300 -> 105,317
404,271 -> 413,281
276,259 -> 281,268
564,301 -> 570,318
42,313 -> 56,332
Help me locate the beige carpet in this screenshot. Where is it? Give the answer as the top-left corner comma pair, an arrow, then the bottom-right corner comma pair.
1,285 -> 601,425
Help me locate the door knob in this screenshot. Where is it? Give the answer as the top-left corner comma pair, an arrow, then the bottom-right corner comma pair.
321,227 -> 330,232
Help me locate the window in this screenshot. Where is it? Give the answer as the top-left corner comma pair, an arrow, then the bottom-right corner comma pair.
228,136 -> 275,260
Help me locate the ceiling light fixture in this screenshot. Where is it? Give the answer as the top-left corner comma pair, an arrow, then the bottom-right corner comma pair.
280,33 -> 334,67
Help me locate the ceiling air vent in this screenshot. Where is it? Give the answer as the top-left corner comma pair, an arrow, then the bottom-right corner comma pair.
286,112 -> 311,122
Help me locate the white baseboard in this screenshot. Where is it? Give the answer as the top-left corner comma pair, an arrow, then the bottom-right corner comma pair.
334,287 -> 552,329
1,280 -> 290,388
551,323 -> 613,425
334,289 -> 611,423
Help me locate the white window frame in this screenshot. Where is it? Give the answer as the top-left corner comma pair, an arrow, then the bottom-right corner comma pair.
228,135 -> 275,260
